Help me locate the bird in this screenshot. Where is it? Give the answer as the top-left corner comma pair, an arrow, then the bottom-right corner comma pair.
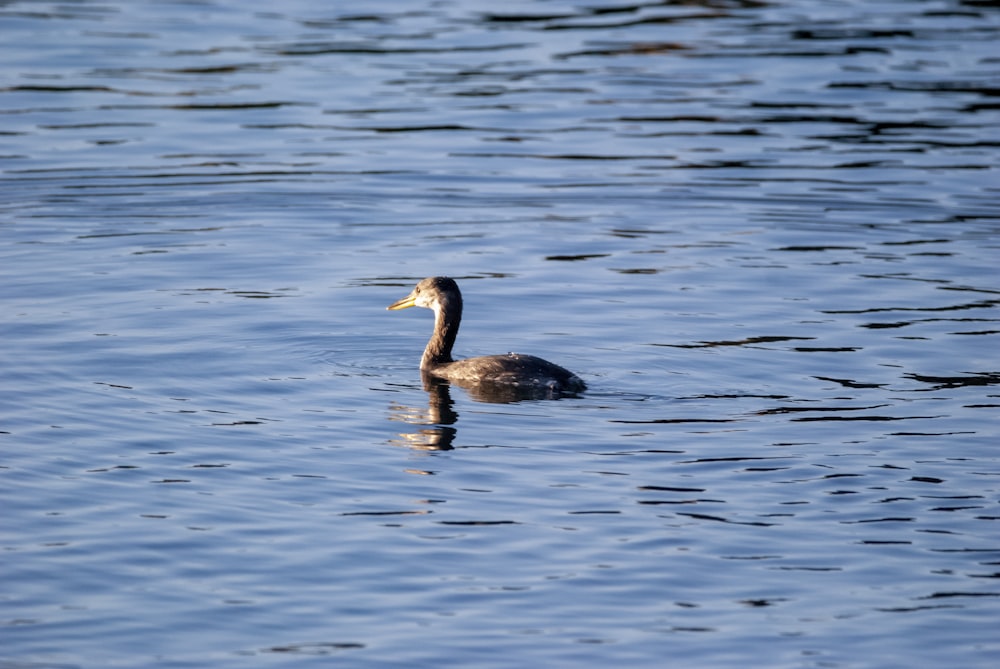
387,276 -> 586,396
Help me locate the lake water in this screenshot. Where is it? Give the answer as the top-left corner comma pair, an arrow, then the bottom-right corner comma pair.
2,1 -> 999,667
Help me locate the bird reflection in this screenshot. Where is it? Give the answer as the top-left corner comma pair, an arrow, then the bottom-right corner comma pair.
389,370 -> 583,450
388,374 -> 459,451
391,368 -> 573,449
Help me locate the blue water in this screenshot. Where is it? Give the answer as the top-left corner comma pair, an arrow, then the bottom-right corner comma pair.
2,1 -> 999,667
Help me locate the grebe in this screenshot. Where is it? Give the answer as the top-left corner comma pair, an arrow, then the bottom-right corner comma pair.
388,277 -> 585,394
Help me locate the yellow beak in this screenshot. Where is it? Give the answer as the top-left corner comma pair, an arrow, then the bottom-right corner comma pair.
387,292 -> 417,311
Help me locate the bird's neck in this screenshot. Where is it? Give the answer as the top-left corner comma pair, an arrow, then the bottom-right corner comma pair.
421,300 -> 460,368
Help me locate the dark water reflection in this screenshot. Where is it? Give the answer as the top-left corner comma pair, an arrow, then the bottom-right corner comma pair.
2,1 -> 999,668
389,377 -> 460,451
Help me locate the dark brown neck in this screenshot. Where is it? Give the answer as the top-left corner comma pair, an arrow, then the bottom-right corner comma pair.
421,294 -> 461,368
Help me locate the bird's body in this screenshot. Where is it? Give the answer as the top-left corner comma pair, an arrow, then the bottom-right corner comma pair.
387,276 -> 585,395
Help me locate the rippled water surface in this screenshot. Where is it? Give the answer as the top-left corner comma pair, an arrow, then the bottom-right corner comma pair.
2,1 -> 999,667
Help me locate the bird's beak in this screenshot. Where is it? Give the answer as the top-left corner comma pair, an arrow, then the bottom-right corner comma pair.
387,291 -> 417,311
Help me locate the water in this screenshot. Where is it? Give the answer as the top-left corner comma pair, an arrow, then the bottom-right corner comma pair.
2,0 -> 999,667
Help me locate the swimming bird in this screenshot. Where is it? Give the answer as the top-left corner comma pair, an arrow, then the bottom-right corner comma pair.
387,276 -> 586,395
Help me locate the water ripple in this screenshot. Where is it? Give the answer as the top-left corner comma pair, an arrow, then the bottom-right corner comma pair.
2,1 -> 999,668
